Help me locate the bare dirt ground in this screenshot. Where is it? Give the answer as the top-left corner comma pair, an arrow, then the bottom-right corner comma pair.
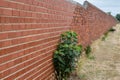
69,24 -> 120,80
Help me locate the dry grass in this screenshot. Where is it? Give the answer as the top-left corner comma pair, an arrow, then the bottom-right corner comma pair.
70,24 -> 120,80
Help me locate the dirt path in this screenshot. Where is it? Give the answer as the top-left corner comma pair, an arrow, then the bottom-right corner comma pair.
70,24 -> 120,80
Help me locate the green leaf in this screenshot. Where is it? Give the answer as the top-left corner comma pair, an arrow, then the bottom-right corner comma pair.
53,31 -> 82,80
65,68 -> 70,72
58,56 -> 65,64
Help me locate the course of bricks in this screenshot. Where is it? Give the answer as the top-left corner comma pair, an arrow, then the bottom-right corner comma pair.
0,0 -> 117,80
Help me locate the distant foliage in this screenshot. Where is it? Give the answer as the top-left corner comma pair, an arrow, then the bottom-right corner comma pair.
107,12 -> 111,15
116,14 -> 120,22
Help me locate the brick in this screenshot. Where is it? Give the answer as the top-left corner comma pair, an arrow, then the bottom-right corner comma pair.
3,9 -> 12,16
0,8 -> 3,15
1,53 -> 53,79
0,0 -> 9,7
8,2 -> 17,9
12,10 -> 20,16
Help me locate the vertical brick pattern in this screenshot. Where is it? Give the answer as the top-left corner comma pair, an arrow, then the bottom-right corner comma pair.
71,3 -> 91,47
0,0 -> 117,80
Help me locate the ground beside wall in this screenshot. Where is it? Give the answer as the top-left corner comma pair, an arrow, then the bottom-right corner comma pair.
76,24 -> 120,80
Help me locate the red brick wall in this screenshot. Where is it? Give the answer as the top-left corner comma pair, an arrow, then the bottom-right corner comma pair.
71,1 -> 117,47
0,0 -> 117,80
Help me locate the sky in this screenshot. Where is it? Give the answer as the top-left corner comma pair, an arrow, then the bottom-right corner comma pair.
73,0 -> 120,16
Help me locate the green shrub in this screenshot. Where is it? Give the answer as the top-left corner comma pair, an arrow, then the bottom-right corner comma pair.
53,31 -> 82,80
85,45 -> 91,57
84,45 -> 95,60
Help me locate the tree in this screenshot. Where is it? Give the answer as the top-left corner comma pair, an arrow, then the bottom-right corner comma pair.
107,12 -> 111,15
116,14 -> 120,22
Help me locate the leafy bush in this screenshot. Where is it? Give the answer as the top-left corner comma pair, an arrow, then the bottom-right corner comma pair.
53,31 -> 82,80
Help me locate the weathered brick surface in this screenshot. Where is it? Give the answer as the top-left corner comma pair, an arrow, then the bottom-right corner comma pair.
0,0 -> 117,80
71,2 -> 117,47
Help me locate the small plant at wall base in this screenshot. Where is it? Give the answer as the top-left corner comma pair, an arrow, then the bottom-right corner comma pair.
85,45 -> 91,58
84,45 -> 95,60
108,28 -> 116,32
102,27 -> 116,41
53,31 -> 82,80
102,32 -> 109,41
